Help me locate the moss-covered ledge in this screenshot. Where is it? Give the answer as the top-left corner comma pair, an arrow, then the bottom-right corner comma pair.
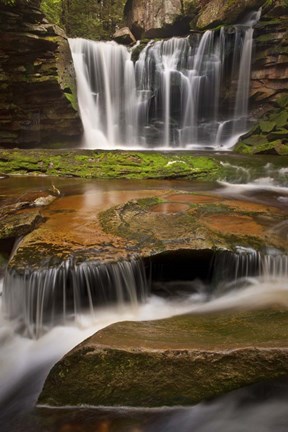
0,149 -> 221,180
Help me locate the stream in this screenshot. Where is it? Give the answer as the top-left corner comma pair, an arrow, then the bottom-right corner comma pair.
0,157 -> 288,432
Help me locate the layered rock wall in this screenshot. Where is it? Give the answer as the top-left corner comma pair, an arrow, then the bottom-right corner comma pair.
236,3 -> 288,154
0,0 -> 82,147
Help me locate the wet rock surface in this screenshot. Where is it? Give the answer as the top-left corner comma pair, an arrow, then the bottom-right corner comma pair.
0,179 -> 61,240
8,188 -> 287,272
39,308 -> 288,407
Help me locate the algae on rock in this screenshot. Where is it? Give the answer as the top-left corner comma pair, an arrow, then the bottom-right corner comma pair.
39,308 -> 288,407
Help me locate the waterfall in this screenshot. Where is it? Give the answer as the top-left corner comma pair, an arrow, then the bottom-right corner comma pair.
70,15 -> 260,150
2,258 -> 148,339
3,245 -> 286,339
212,248 -> 288,295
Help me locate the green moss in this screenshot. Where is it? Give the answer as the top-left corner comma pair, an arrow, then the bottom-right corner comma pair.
39,308 -> 288,407
0,150 -> 221,180
276,95 -> 288,109
63,90 -> 78,111
259,120 -> 276,133
235,102 -> 288,155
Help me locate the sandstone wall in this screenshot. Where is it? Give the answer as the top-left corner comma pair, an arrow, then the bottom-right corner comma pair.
0,0 -> 82,147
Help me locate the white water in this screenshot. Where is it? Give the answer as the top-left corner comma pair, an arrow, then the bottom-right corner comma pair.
3,258 -> 148,339
1,271 -> 288,432
69,12 -> 260,150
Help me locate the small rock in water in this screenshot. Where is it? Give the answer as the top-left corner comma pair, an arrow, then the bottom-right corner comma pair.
33,195 -> 56,207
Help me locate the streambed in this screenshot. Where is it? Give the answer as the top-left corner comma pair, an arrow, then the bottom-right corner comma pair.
0,167 -> 288,431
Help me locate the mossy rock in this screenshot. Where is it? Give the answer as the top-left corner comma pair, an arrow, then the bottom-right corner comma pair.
259,120 -> 276,133
0,209 -> 44,240
0,149 -> 221,180
39,308 -> 288,407
276,94 -> 288,108
236,139 -> 288,155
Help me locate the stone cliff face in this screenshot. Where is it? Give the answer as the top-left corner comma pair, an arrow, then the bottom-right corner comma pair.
236,2 -> 288,154
124,0 -> 265,38
251,4 -> 288,112
124,0 -> 186,39
0,0 -> 82,147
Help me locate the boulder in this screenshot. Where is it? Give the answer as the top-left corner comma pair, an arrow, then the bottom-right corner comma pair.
113,26 -> 137,45
0,186 -> 60,240
124,0 -> 185,39
0,209 -> 44,240
39,308 -> 288,407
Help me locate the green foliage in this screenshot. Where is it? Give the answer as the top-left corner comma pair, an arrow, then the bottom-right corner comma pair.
62,0 -> 126,40
40,0 -> 62,25
0,0 -> 31,4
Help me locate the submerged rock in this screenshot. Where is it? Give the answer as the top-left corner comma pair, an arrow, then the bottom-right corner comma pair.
39,308 -> 288,407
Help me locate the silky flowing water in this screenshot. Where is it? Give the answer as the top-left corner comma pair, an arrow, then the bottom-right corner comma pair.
69,10 -> 261,150
0,162 -> 288,432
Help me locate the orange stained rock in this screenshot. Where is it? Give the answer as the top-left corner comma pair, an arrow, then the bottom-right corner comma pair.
202,214 -> 265,236
18,189 -> 164,259
167,193 -> 218,204
150,202 -> 190,213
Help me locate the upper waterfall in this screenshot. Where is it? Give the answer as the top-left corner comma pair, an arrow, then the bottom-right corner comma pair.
69,16 -> 260,150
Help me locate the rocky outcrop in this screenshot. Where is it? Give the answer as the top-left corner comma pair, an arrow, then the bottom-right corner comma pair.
236,4 -> 288,155
0,185 -> 60,240
39,308 -> 288,407
0,0 -> 82,147
251,6 -> 288,112
124,0 -> 186,39
113,26 -> 136,45
124,0 -> 266,39
61,0 -> 127,41
7,183 -> 287,272
196,0 -> 264,29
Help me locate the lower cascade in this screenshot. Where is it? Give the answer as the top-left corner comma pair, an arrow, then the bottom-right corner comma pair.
69,11 -> 260,150
3,247 -> 287,339
3,259 -> 148,339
